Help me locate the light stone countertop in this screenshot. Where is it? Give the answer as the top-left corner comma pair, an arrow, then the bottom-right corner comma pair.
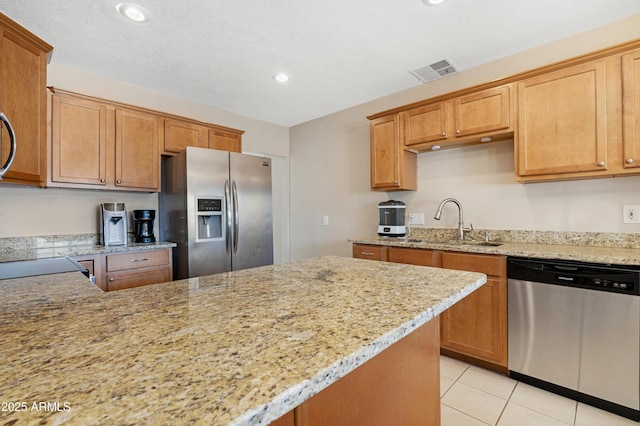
0,255 -> 486,425
350,237 -> 640,266
0,241 -> 177,263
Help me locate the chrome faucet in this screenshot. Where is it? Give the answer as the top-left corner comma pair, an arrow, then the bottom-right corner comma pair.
433,198 -> 473,240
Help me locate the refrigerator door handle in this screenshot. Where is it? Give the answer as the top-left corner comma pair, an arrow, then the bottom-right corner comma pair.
225,179 -> 232,254
232,180 -> 239,254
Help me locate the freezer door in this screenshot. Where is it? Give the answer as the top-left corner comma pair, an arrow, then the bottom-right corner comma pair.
185,147 -> 232,277
230,152 -> 273,271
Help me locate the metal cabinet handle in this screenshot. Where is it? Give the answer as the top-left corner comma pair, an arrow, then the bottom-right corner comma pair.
455,129 -> 461,135
100,178 -> 105,183
440,132 -> 446,137
0,112 -> 17,180
109,278 -> 115,282
597,161 -> 606,167
361,252 -> 375,256
116,180 -> 121,184
626,158 -> 635,164
131,258 -> 148,262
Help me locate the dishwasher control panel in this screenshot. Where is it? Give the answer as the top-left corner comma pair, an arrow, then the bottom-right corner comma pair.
509,257 -> 640,296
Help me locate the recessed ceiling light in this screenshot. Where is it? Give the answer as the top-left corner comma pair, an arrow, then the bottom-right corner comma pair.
272,73 -> 291,83
116,3 -> 150,23
422,0 -> 447,5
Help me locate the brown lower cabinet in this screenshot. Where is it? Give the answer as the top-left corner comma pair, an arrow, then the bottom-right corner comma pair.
354,243 -> 508,372
439,251 -> 507,372
271,318 -> 440,426
74,248 -> 172,291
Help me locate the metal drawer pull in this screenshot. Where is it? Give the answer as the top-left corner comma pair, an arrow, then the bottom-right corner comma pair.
361,252 -> 375,256
131,258 -> 148,262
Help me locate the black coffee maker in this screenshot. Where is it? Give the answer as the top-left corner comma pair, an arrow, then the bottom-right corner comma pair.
133,210 -> 156,243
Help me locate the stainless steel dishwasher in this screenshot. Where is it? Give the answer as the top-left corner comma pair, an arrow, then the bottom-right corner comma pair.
508,257 -> 640,421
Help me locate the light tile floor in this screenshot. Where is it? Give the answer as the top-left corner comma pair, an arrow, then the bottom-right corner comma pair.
440,355 -> 639,426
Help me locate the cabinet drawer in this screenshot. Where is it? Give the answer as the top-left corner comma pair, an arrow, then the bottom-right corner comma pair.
352,244 -> 387,261
387,247 -> 441,267
106,249 -> 170,272
107,267 -> 171,291
441,252 -> 505,276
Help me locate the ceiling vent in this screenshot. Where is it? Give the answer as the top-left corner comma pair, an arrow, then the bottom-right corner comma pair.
410,58 -> 458,83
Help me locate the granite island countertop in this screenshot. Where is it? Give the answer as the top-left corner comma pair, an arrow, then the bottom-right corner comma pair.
0,255 -> 485,425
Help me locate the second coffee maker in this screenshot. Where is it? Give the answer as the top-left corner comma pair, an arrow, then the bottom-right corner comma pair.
133,209 -> 156,243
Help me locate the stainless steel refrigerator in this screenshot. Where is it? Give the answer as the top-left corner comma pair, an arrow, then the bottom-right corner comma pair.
159,147 -> 273,279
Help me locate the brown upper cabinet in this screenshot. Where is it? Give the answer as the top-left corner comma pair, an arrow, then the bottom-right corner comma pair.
0,13 -> 52,186
161,118 -> 243,155
370,114 -> 417,191
369,38 -> 640,187
516,59 -> 609,179
209,127 -> 243,153
515,45 -> 640,182
404,84 -> 514,150
368,84 -> 513,190
162,118 -> 208,154
48,88 -> 245,192
622,47 -> 640,170
49,89 -> 160,192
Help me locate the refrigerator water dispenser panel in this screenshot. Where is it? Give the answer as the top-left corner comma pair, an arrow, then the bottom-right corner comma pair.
196,196 -> 223,242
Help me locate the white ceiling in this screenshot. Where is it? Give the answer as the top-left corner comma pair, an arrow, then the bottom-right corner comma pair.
2,1 -> 640,127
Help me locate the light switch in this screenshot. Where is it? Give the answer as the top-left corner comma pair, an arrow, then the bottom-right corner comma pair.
322,215 -> 329,226
408,213 -> 425,225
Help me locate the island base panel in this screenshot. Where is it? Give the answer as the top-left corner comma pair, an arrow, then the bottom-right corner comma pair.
291,318 -> 440,426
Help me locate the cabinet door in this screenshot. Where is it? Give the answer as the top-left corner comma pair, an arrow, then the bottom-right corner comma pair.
0,17 -> 51,185
440,252 -> 507,368
353,243 -> 387,261
404,103 -> 447,146
209,127 -> 242,153
50,93 -> 108,186
454,85 -> 511,138
370,114 -> 417,191
163,118 -> 208,154
517,60 -> 608,177
622,48 -> 640,169
115,108 -> 160,190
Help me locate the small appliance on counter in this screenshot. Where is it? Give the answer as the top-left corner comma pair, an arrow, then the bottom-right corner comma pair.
378,200 -> 406,237
133,209 -> 156,243
100,203 -> 128,246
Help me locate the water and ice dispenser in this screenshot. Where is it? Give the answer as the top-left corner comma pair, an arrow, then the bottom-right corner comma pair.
195,197 -> 224,241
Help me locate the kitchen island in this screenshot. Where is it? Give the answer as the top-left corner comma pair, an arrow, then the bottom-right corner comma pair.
0,256 -> 485,425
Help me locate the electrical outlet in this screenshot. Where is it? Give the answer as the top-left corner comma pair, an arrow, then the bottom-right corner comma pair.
623,205 -> 640,223
322,215 -> 329,226
408,213 -> 425,225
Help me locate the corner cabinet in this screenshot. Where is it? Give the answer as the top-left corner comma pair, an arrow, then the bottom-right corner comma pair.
0,13 -> 52,186
49,89 -> 160,191
369,114 -> 417,191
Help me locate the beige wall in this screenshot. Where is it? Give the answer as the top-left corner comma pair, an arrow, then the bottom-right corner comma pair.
289,14 -> 640,261
0,65 -> 291,264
